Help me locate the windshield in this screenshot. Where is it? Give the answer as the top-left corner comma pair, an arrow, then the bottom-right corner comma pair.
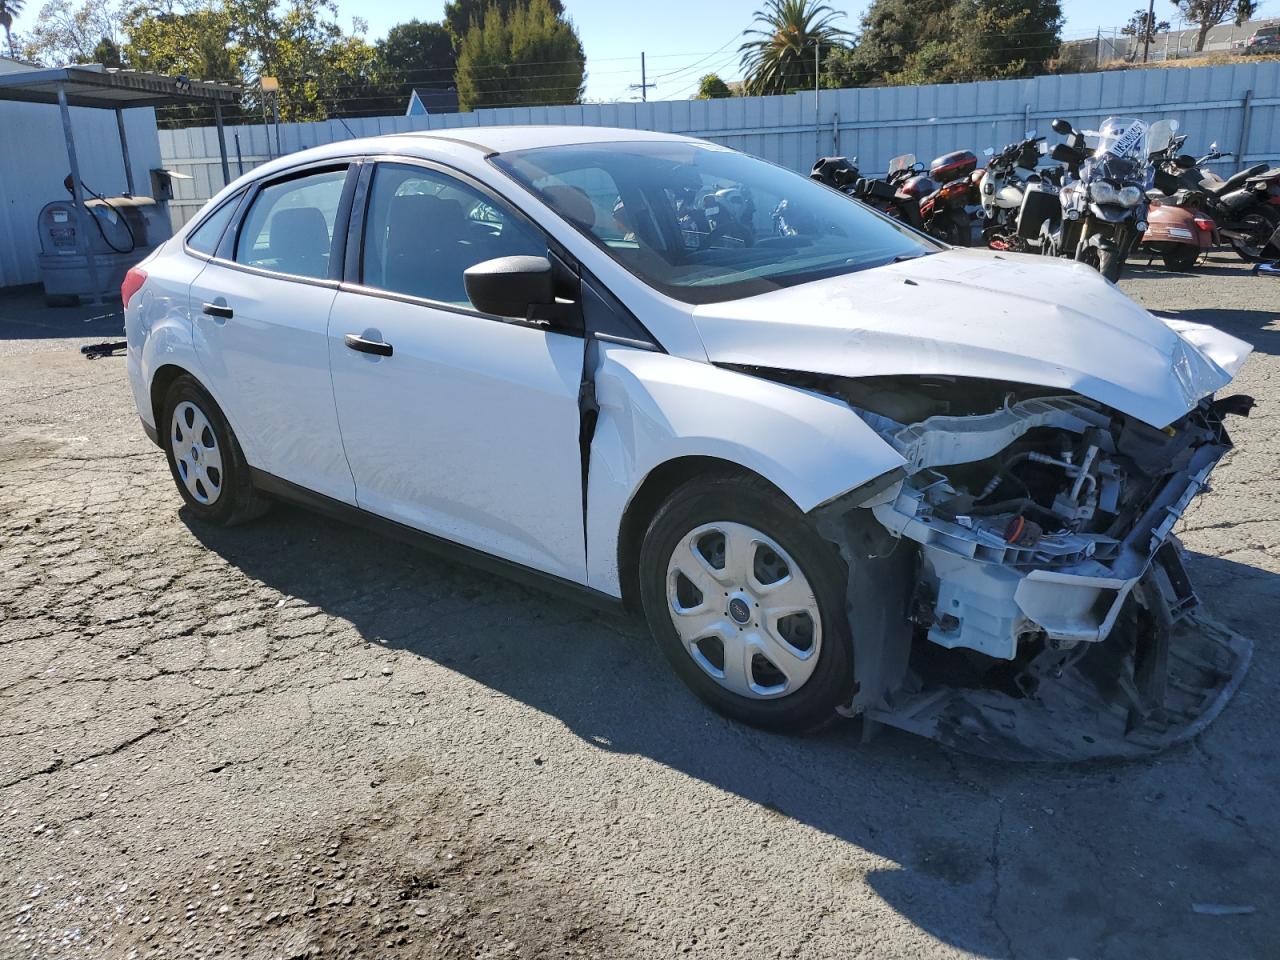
492,141 -> 938,305
1092,117 -> 1149,162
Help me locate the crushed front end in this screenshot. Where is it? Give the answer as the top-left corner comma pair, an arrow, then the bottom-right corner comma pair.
817,378 -> 1255,761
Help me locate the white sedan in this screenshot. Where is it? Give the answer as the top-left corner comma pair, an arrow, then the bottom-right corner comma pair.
124,127 -> 1254,758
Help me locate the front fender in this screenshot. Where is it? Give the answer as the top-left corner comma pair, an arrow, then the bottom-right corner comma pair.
584,346 -> 905,595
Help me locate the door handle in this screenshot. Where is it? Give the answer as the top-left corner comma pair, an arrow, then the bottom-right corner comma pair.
344,333 -> 393,357
202,302 -> 233,319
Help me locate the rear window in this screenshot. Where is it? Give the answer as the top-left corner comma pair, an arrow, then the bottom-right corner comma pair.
185,193 -> 241,256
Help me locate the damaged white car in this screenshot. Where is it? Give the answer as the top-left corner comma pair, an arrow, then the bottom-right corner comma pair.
124,127 -> 1254,759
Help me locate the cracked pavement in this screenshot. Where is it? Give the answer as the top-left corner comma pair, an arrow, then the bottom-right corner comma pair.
1,256 -> 1278,959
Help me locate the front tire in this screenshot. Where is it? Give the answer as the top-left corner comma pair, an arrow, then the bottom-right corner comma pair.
1230,207 -> 1280,262
638,474 -> 854,732
1099,246 -> 1123,282
161,375 -> 267,526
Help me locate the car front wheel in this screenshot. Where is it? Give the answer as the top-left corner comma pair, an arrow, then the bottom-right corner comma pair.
638,474 -> 854,732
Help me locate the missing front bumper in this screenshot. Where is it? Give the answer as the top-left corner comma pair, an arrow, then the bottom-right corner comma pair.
865,607 -> 1252,762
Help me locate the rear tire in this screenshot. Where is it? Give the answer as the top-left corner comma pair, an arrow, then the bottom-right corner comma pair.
1161,246 -> 1200,271
1230,207 -> 1280,262
160,375 -> 268,526
638,474 -> 855,733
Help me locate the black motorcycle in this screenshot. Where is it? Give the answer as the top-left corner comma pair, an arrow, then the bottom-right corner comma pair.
1164,141 -> 1280,261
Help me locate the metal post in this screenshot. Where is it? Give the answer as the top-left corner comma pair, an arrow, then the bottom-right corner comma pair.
234,131 -> 244,176
56,84 -> 104,305
114,107 -> 135,196
213,100 -> 231,186
272,93 -> 281,156
641,52 -> 647,102
260,96 -> 273,160
1238,89 -> 1253,166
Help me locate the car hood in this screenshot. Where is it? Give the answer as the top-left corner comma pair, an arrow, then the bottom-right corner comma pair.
691,248 -> 1251,428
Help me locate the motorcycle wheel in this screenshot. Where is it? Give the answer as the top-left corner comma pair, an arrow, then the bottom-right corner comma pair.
1099,247 -> 1123,282
1161,246 -> 1200,271
1230,207 -> 1280,262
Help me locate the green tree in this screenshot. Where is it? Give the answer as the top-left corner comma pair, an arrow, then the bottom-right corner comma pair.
1121,6 -> 1171,44
1171,0 -> 1255,52
696,72 -> 732,98
375,19 -> 456,112
1,0 -> 25,57
20,0 -> 125,65
443,0 -> 562,42
455,0 -> 584,111
946,0 -> 1063,81
92,32 -> 122,64
739,0 -> 848,95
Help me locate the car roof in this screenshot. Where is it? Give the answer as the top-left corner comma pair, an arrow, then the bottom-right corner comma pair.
396,124 -> 701,154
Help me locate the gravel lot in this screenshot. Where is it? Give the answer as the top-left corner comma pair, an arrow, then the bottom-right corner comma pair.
1,255 -> 1277,960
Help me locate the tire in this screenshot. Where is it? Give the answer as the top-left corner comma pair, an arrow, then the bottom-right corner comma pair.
160,374 -> 268,526
1230,207 -> 1280,262
1099,246 -> 1123,282
1161,246 -> 1200,271
637,474 -> 855,732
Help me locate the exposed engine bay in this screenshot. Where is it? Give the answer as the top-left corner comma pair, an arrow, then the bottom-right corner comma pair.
783,372 -> 1257,760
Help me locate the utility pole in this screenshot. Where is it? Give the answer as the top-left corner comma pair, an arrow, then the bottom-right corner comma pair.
1143,0 -> 1155,62
629,52 -> 656,102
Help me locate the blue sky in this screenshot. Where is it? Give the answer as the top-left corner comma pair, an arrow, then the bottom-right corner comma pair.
334,0 -> 1279,101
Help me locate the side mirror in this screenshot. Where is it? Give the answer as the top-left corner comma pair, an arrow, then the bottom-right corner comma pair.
464,255 -> 559,320
1051,118 -> 1073,136
1175,154 -> 1197,169
1026,128 -> 1038,139
983,146 -> 995,157
1209,141 -> 1219,153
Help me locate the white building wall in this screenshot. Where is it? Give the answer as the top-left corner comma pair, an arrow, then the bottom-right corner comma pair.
0,102 -> 161,287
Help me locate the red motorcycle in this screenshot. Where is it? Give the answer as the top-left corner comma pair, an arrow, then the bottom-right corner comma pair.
893,150 -> 977,245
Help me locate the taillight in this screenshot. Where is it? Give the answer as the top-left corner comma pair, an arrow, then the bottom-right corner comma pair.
1193,217 -> 1214,232
121,267 -> 147,309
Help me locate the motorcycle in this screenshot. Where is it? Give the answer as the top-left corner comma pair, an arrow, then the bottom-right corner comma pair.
1162,142 -> 1280,261
1039,116 -> 1171,283
810,154 -> 928,231
976,131 -> 1046,250
1142,130 -> 1218,271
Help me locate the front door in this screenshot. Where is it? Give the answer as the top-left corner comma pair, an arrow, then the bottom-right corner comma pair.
327,161 -> 586,581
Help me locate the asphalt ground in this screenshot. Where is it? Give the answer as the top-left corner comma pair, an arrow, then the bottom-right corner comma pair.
1,254 -> 1277,959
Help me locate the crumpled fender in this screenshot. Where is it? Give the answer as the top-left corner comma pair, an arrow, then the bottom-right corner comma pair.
583,346 -> 904,596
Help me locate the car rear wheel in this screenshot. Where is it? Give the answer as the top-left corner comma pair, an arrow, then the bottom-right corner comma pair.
638,474 -> 854,732
161,375 -> 267,526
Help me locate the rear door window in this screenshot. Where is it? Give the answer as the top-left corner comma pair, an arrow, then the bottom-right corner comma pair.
234,168 -> 349,280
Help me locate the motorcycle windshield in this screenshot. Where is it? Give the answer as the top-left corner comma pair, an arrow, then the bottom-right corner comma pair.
888,154 -> 916,174
1092,117 -> 1149,163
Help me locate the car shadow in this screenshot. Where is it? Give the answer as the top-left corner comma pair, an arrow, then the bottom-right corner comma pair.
182,504 -> 1280,960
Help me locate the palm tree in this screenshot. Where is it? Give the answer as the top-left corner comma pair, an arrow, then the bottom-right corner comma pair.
739,0 -> 848,96
0,0 -> 24,59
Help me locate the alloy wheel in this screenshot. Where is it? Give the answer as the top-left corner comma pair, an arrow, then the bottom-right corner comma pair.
170,400 -> 223,505
665,521 -> 822,700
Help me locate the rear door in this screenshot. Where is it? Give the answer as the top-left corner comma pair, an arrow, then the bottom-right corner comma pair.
327,160 -> 587,581
190,163 -> 358,504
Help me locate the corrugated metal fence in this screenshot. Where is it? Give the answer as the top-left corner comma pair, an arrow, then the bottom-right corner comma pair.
160,61 -> 1280,230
